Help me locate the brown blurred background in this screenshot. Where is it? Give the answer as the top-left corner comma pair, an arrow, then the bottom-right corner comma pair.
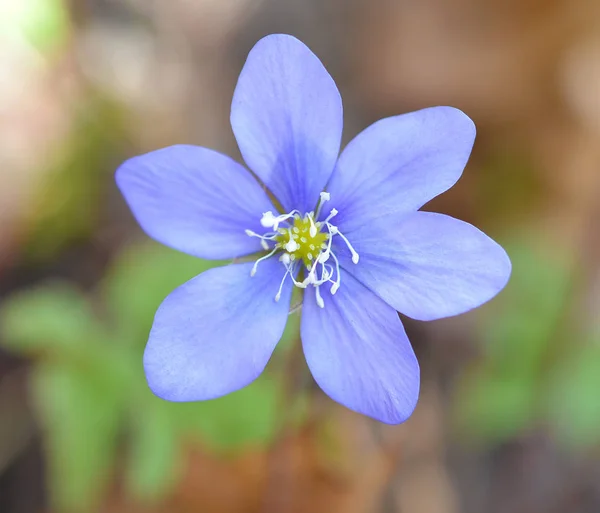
1,0 -> 600,512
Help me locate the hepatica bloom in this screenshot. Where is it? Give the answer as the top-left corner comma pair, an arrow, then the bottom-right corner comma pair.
116,34 -> 511,424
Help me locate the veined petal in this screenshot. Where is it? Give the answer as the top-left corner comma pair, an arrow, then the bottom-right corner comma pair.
116,145 -> 276,260
143,260 -> 292,401
301,270 -> 420,424
325,107 -> 475,232
336,212 -> 511,321
231,34 -> 343,214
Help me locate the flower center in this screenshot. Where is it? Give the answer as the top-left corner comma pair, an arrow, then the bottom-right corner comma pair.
274,214 -> 328,268
245,192 -> 359,308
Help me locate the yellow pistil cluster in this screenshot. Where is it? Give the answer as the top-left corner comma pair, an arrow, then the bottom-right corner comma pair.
274,214 -> 329,268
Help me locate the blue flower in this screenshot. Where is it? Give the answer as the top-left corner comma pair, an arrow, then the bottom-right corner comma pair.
116,34 -> 511,424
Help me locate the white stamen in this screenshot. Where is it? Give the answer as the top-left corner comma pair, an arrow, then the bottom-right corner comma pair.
324,208 -> 338,224
333,227 -> 360,264
247,195 -> 358,308
315,191 -> 331,219
308,214 -> 317,238
250,246 -> 278,276
329,251 -> 341,294
315,285 -> 325,308
245,230 -> 277,250
284,229 -> 299,252
274,267 -> 291,302
320,230 -> 334,263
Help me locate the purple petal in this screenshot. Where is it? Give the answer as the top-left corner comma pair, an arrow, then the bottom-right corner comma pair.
143,259 -> 292,401
231,34 -> 343,214
301,270 -> 420,424
324,107 -> 475,232
116,145 -> 276,260
335,212 -> 511,321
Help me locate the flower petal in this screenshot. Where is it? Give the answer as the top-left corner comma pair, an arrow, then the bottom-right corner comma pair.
143,259 -> 292,401
301,270 -> 420,424
324,107 -> 475,232
231,34 -> 343,214
116,145 -> 276,260
335,212 -> 511,321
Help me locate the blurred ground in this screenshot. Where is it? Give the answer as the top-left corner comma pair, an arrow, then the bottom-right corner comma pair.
1,0 -> 600,512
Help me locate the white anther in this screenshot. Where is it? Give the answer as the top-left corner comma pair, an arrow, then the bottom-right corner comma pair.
324,209 -> 338,224
280,253 -> 291,265
285,240 -> 298,252
315,191 -> 331,219
260,211 -> 277,228
284,229 -> 299,252
260,239 -> 269,250
261,210 -> 299,231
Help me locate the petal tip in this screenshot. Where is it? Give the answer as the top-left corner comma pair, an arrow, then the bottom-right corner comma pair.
376,381 -> 421,425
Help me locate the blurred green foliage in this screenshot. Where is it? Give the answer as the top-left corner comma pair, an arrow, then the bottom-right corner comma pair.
0,243 -> 301,512
0,0 -> 69,54
546,343 -> 600,449
455,237 -> 600,449
24,95 -> 127,262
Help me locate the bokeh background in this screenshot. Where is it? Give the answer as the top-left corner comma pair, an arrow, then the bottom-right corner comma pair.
2,0 -> 600,512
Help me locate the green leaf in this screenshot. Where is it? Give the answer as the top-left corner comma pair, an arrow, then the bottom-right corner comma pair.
0,283 -> 99,357
32,362 -> 125,512
546,344 -> 600,449
126,398 -> 181,502
455,367 -> 536,443
173,373 -> 281,453
103,241 -> 225,343
481,241 -> 572,378
456,239 -> 573,443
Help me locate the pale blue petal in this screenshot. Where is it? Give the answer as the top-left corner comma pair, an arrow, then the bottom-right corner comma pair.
144,259 -> 292,401
116,145 -> 276,260
231,34 -> 343,213
324,107 -> 475,232
301,270 -> 420,424
335,212 -> 511,321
